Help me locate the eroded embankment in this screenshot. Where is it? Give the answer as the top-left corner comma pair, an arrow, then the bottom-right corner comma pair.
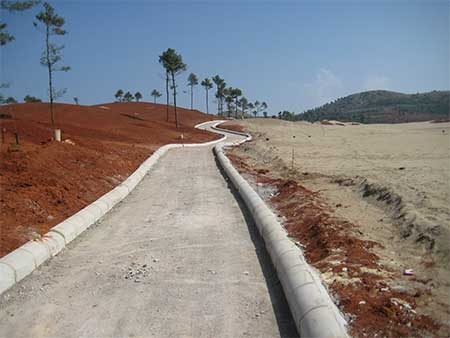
225,140 -> 448,337
333,177 -> 450,262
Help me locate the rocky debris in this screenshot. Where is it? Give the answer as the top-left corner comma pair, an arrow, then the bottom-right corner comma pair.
390,298 -> 416,314
124,262 -> 150,282
403,268 -> 415,276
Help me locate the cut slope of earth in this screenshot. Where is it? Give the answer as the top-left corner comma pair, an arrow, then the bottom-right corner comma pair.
0,102 -> 218,257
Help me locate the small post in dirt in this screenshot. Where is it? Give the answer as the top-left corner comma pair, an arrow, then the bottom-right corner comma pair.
291,135 -> 296,170
256,163 -> 261,195
257,138 -> 272,195
14,132 -> 20,145
54,129 -> 61,142
291,148 -> 294,170
1,128 -> 5,144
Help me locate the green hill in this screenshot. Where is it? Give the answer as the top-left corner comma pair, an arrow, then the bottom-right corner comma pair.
297,90 -> 449,123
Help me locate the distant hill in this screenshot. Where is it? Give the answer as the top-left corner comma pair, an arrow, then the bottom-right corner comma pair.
297,90 -> 449,123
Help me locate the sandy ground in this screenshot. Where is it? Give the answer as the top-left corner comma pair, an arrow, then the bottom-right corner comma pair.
231,119 -> 450,257
0,125 -> 298,338
222,119 -> 450,336
0,102 -> 218,257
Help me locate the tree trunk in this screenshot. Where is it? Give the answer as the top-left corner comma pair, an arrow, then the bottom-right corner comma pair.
165,72 -> 170,122
190,85 -> 193,110
45,24 -> 54,134
171,72 -> 179,129
206,88 -> 209,114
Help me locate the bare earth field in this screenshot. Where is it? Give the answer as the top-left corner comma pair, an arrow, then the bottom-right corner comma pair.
0,102 -> 218,257
222,119 -> 450,337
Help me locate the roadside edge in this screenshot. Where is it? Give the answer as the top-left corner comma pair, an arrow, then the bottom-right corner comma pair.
213,123 -> 349,338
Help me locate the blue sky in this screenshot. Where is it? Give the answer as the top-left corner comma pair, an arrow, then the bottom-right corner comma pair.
1,0 -> 448,114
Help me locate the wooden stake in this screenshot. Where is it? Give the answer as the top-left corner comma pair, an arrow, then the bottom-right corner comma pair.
291,147 -> 295,170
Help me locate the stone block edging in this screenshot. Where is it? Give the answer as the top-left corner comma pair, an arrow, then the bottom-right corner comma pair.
214,131 -> 349,338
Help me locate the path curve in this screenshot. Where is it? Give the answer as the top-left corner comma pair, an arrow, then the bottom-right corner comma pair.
0,122 -> 298,338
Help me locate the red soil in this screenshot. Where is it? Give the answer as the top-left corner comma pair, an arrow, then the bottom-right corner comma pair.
0,102 -> 218,257
226,151 -> 441,337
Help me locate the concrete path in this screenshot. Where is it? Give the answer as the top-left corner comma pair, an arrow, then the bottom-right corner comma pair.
0,123 -> 297,338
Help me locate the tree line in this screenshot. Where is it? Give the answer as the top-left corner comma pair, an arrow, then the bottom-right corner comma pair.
114,90 -> 142,102
110,48 -> 269,129
156,48 -> 269,128
1,94 -> 42,104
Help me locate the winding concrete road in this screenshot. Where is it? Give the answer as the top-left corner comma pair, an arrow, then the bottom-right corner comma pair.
0,122 -> 297,338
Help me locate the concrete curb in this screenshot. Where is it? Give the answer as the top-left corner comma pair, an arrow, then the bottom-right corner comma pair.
0,120 -> 227,295
211,124 -> 252,145
213,130 -> 349,337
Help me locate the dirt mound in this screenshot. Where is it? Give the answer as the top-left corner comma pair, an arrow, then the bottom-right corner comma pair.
320,120 -> 346,126
1,102 -> 215,143
332,176 -> 450,262
0,102 -> 218,257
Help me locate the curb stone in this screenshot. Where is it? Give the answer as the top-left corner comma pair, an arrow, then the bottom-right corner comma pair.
213,126 -> 349,338
0,120 -> 226,295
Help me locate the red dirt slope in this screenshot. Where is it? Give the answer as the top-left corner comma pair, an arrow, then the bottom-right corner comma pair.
0,102 -> 218,257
